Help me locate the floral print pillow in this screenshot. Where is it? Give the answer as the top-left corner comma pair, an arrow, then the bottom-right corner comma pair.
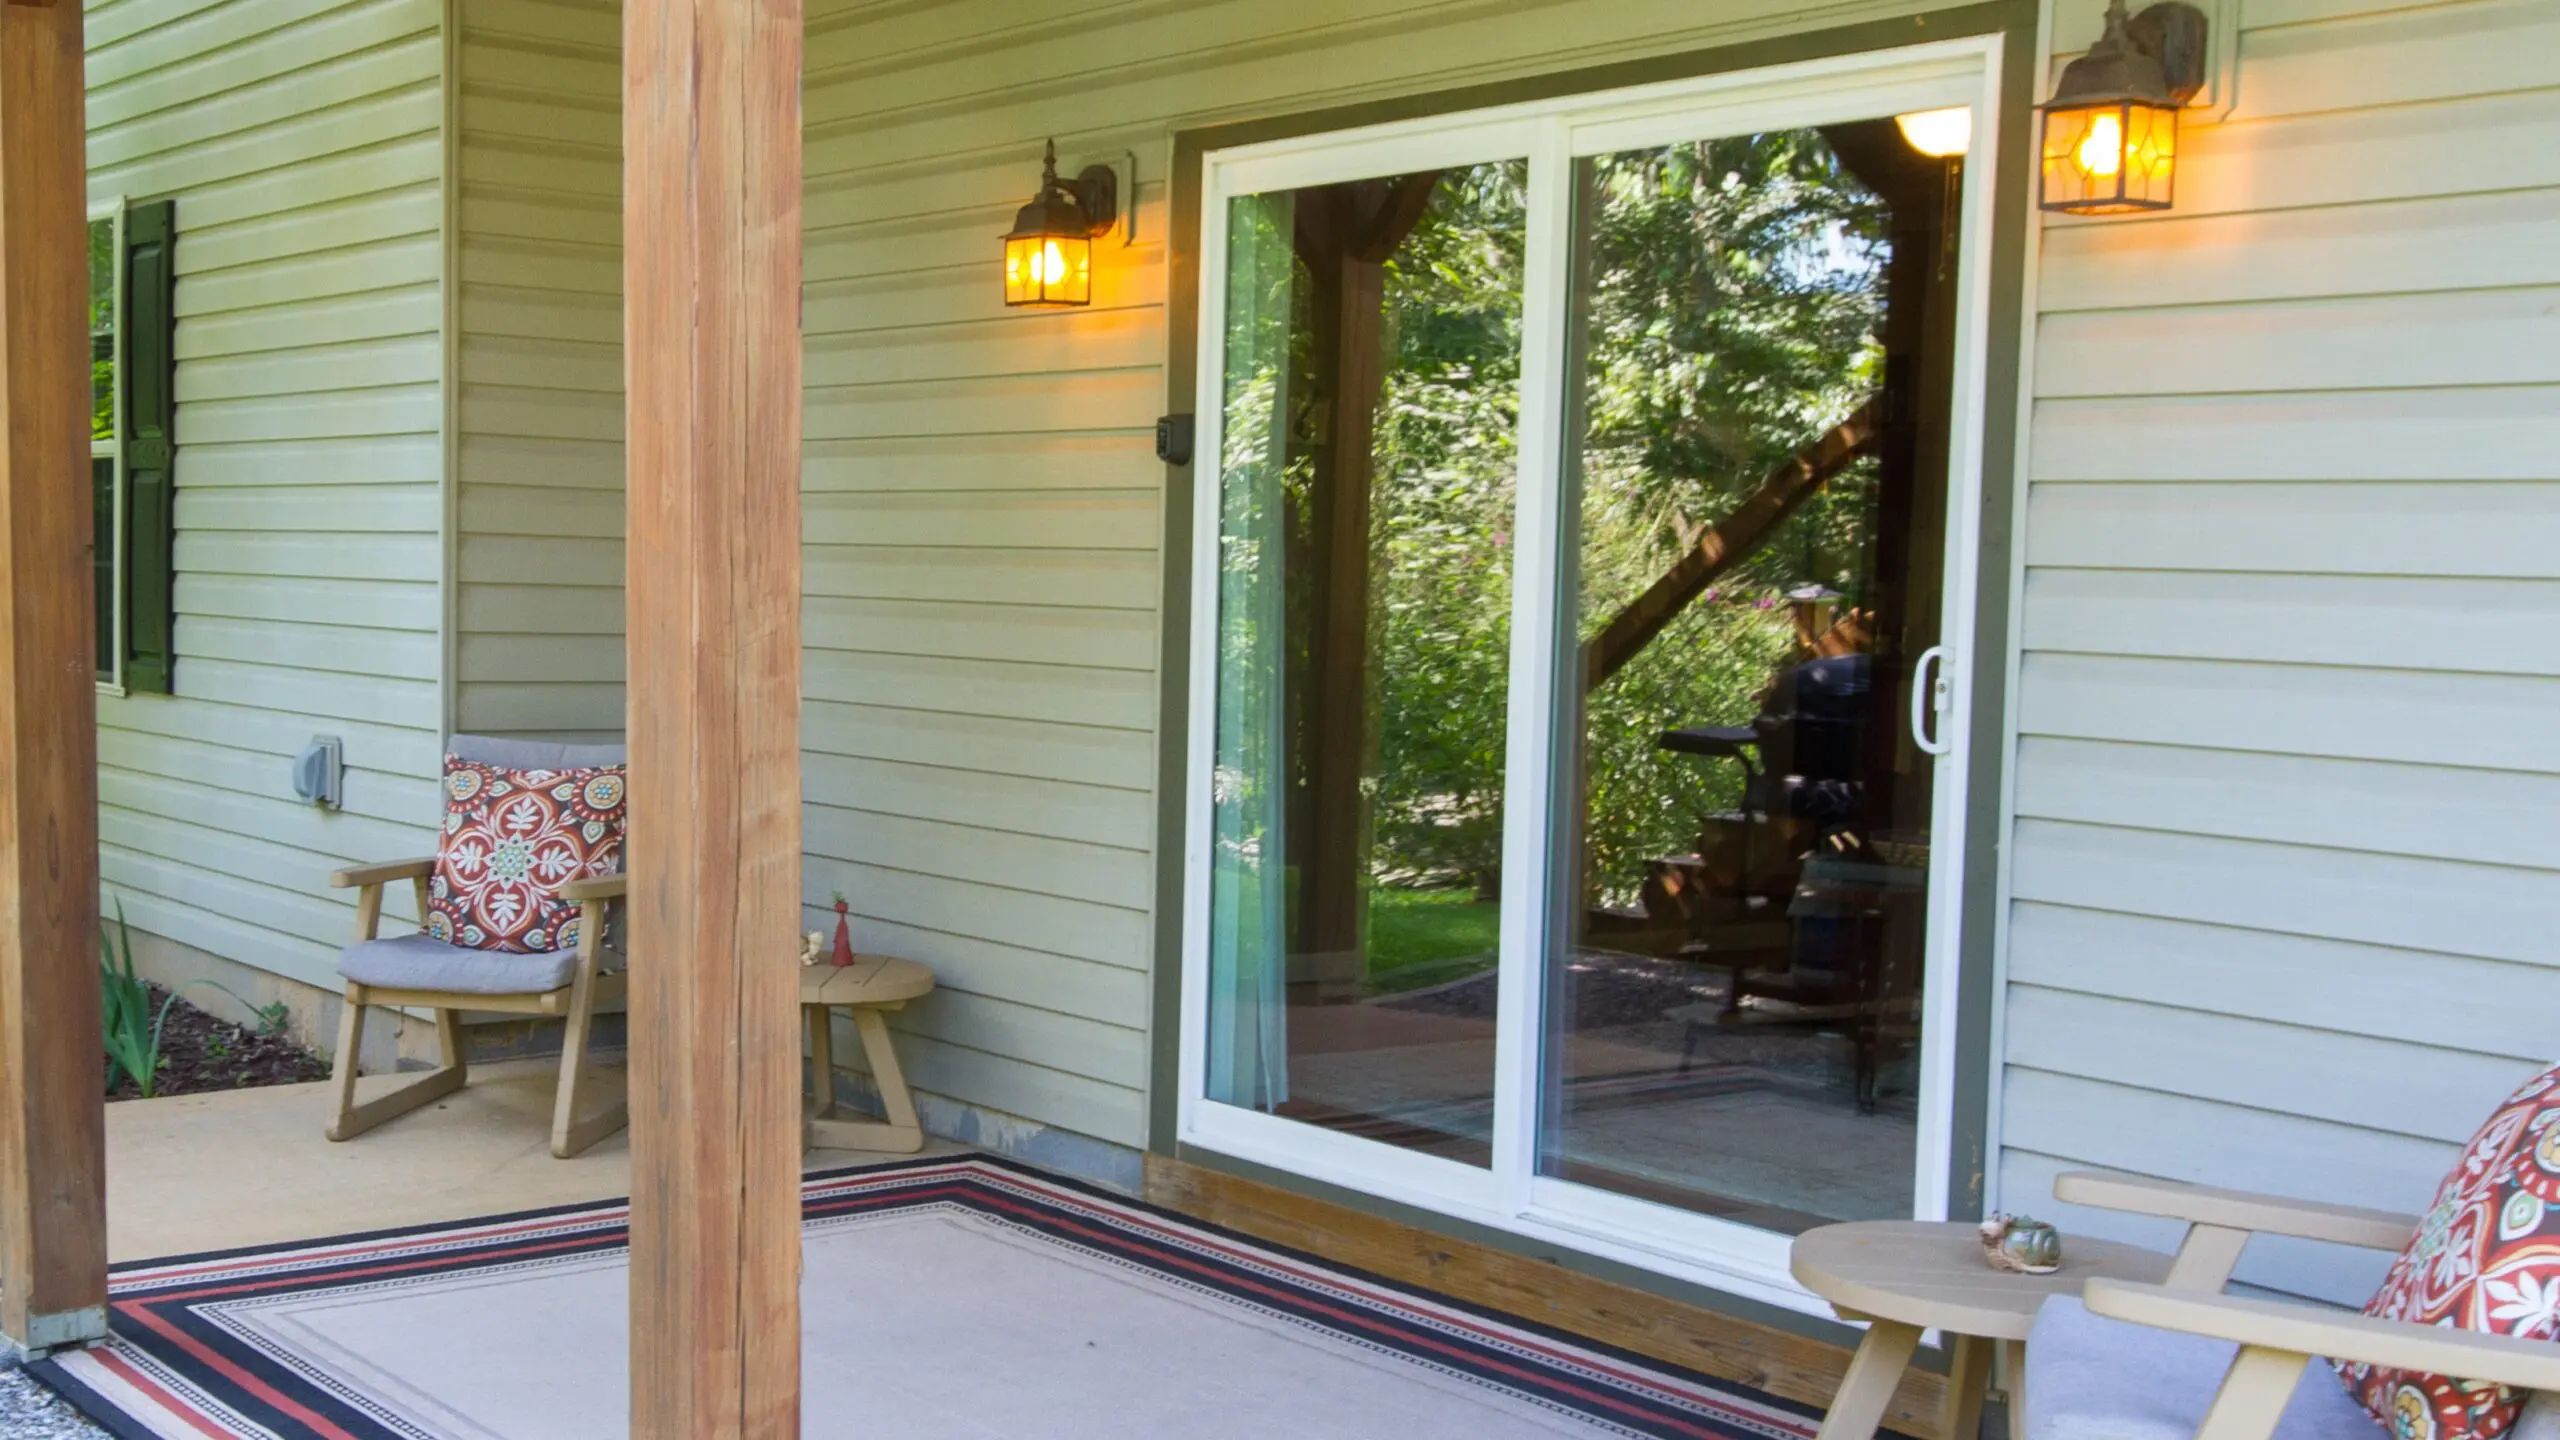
2340,1064 -> 2560,1440
425,757 -> 626,954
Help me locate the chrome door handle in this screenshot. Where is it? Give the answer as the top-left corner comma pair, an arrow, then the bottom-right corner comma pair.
1911,645 -> 1953,757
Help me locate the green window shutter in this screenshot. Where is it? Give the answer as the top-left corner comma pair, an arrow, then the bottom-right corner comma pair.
92,456 -> 115,677
121,199 -> 176,694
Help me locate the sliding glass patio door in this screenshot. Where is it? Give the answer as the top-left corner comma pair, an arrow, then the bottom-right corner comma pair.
1179,37 -> 2005,1306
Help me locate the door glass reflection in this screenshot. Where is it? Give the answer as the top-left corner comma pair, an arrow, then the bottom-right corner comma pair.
1541,122 -> 1959,1229
1204,162 -> 1528,1165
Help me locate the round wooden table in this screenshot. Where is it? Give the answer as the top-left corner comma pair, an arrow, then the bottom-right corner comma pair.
799,955 -> 935,1154
1790,1220 -> 2172,1440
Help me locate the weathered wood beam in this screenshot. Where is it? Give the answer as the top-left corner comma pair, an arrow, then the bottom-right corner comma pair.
1581,398 -> 1882,692
0,0 -> 105,1358
623,0 -> 804,1434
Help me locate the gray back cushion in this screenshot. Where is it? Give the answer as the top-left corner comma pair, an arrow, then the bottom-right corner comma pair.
447,734 -> 626,771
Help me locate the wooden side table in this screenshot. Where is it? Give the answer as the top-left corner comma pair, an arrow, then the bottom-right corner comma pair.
800,955 -> 935,1154
1790,1220 -> 2172,1440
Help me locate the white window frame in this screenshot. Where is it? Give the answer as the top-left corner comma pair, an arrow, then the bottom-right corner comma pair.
91,196 -> 127,697
1175,34 -> 2010,1315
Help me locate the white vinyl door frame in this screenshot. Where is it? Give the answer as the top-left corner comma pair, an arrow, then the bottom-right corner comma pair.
1176,32 -> 2011,1316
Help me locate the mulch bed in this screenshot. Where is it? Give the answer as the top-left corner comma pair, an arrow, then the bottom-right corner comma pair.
105,983 -> 330,1101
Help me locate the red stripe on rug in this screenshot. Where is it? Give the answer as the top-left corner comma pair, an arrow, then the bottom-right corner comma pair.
123,1211 -> 629,1286
89,1349 -> 240,1440
139,1231 -> 617,1305
116,1302 -> 363,1440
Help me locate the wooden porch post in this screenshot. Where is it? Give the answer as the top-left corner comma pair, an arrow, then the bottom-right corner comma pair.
622,0 -> 804,1434
0,0 -> 107,1358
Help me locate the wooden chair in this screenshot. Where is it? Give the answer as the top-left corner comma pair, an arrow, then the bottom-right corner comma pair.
2020,1171 -> 2560,1440
322,736 -> 629,1159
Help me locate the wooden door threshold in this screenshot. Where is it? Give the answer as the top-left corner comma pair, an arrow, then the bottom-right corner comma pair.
1143,1155 -> 1948,1438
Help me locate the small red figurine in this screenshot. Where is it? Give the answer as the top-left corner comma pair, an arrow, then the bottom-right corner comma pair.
829,890 -> 856,968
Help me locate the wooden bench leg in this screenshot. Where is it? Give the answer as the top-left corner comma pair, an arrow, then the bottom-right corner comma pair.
2002,1338 -> 2028,1439
549,966 -> 627,1159
1940,1333 -> 1992,1440
1814,1318 -> 1920,1440
327,999 -> 469,1143
803,1005 -> 925,1154
859,1007 -> 922,1139
806,1001 -> 835,1118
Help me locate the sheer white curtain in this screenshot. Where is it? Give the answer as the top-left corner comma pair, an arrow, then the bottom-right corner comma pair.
1205,190 -> 1295,1113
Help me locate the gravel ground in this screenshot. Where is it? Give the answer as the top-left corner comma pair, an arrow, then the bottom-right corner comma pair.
0,1365 -> 107,1437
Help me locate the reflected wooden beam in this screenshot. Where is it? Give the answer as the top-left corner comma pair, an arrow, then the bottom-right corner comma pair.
0,0 -> 106,1358
622,0 -> 804,1434
1582,398 -> 1881,692
1291,174 -> 1440,965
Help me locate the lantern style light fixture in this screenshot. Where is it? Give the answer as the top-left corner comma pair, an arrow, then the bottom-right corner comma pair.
1003,139 -> 1119,309
2039,0 -> 2208,214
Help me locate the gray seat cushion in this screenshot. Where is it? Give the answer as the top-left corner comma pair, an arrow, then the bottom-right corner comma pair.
339,933 -> 580,995
447,733 -> 625,771
2026,1295 -> 2386,1440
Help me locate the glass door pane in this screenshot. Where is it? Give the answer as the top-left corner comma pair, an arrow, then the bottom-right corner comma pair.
1540,122 -> 1960,1229
1205,161 -> 1528,1165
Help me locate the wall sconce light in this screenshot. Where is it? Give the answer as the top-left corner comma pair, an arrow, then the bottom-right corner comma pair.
1003,139 -> 1119,309
2039,0 -> 2207,214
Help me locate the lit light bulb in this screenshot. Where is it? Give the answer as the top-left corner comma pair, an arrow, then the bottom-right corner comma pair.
2077,111 -> 2124,177
1894,107 -> 1972,159
1040,240 -> 1066,286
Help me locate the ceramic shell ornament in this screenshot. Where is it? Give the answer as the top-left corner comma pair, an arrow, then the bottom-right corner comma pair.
1979,1213 -> 2063,1274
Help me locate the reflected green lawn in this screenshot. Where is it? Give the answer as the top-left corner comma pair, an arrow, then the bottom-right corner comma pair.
1367,887 -> 1501,991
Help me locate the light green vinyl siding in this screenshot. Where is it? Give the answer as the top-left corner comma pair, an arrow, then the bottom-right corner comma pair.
798,0 -> 1964,1149
87,0 -> 447,990
1999,0 -> 2560,1304
451,0 -> 624,739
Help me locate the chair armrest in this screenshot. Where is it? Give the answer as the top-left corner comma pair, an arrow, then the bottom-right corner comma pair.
2057,1172 -> 2419,1251
2084,1279 -> 2560,1393
331,857 -> 436,889
559,873 -> 627,903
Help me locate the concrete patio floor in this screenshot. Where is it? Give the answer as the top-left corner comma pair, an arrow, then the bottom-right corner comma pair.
107,1056 -> 966,1262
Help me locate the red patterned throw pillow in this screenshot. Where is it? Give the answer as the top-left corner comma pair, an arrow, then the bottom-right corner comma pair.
2339,1064 -> 2560,1440
425,757 -> 627,954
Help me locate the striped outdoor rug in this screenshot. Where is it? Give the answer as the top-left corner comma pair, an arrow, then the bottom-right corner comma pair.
32,1154 -> 1827,1439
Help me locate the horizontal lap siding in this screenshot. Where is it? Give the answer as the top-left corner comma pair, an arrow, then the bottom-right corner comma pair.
798,0 -> 1950,1149
451,0 -> 623,739
2001,0 -> 2560,1302
87,0 -> 446,990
